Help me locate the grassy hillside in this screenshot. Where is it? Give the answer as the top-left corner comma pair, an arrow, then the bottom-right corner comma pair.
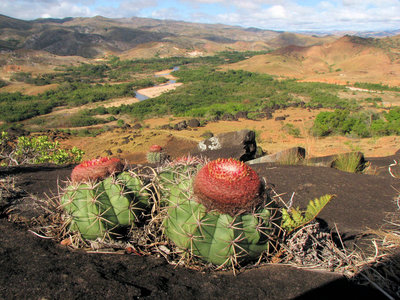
223,35 -> 400,86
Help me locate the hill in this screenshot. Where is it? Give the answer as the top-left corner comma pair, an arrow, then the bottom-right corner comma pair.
0,14 -> 335,58
223,35 -> 400,86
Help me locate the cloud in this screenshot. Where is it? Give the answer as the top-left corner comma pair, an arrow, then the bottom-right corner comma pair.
0,0 -> 399,31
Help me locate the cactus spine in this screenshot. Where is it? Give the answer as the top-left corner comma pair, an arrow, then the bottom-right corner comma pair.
146,145 -> 168,164
159,158 -> 278,266
62,161 -> 149,240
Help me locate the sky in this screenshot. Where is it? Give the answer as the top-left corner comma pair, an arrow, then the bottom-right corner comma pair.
1,0 -> 399,32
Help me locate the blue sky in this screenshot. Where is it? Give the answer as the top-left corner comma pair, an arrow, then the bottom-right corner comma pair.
1,0 -> 399,32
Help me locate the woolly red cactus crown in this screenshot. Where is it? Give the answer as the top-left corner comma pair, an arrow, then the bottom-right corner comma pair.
71,157 -> 123,183
149,145 -> 163,152
193,158 -> 262,215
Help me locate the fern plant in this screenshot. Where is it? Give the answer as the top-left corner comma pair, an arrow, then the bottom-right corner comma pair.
281,194 -> 333,233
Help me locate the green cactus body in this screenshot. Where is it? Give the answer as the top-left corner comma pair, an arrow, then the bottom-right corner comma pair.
61,171 -> 148,240
146,151 -> 168,164
159,160 -> 277,266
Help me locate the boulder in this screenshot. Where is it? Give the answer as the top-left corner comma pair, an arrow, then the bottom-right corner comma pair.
160,124 -> 173,130
132,123 -> 142,129
187,119 -> 201,128
221,113 -> 237,121
235,111 -> 248,119
193,129 -> 257,161
173,121 -> 187,131
247,147 -> 306,165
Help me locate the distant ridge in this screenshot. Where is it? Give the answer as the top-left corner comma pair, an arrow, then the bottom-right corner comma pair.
0,14 -> 333,58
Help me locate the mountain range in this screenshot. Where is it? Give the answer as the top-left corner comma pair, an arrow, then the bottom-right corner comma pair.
0,14 -> 350,58
0,14 -> 399,86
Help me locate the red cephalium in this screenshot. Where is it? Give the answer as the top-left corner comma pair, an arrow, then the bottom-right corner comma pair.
71,157 -> 123,183
193,158 -> 262,215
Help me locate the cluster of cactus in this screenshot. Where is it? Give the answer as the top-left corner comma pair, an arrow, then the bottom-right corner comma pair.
59,153 -> 332,269
158,158 -> 280,266
146,144 -> 168,164
60,157 -> 149,240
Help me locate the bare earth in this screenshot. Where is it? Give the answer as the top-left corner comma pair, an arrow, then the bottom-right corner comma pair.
59,107 -> 400,165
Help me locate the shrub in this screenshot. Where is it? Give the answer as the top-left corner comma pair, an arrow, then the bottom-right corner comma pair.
0,132 -> 84,166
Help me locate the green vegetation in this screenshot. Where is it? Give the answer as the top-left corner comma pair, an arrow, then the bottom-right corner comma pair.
3,51 -> 400,141
333,152 -> 364,173
282,123 -> 301,138
117,67 -> 348,120
0,79 -> 8,88
281,195 -> 333,233
0,82 -> 136,122
312,108 -> 400,138
354,82 -> 400,92
0,131 -> 84,166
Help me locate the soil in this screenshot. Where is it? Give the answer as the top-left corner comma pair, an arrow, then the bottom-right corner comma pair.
1,152 -> 399,299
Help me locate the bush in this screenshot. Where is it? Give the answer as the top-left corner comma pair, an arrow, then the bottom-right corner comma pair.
282,123 -> 301,138
312,108 -> 400,138
0,132 -> 84,166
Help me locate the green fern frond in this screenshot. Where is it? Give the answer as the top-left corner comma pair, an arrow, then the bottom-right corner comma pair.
281,194 -> 333,233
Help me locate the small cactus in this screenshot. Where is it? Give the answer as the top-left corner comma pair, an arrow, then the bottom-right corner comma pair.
146,144 -> 168,164
61,171 -> 149,240
158,158 -> 279,267
71,157 -> 123,183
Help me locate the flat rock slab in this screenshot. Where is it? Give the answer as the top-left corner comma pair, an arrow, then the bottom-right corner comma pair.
252,164 -> 400,234
0,219 -> 381,299
0,163 -> 396,299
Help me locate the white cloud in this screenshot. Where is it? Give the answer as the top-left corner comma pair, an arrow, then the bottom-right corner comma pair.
0,0 -> 399,31
267,5 -> 286,19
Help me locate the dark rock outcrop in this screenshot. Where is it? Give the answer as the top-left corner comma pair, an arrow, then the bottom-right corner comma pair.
193,129 -> 257,161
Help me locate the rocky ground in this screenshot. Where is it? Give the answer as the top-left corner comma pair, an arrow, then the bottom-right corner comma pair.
1,139 -> 400,299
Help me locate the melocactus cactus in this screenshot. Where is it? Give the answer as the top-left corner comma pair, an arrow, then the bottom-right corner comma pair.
146,144 -> 168,164
71,157 -> 123,183
61,171 -> 149,240
193,158 -> 262,215
159,158 -> 278,266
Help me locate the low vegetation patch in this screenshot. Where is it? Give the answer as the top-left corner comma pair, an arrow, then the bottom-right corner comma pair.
312,108 -> 400,138
0,131 -> 84,166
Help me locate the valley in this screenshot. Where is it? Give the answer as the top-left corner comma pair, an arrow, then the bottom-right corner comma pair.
0,14 -> 400,165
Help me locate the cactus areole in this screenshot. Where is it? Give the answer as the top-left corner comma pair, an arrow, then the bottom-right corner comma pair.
193,158 -> 262,215
71,157 -> 123,183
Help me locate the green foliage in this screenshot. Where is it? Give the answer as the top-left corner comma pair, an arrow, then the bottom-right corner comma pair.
333,152 -> 364,173
0,131 -> 84,165
0,79 -> 8,88
67,111 -> 108,128
282,123 -> 301,138
354,82 -> 400,92
119,67 -> 349,120
281,194 -> 333,233
313,108 -> 400,138
0,82 -> 136,122
116,119 -> 125,127
10,72 -> 54,86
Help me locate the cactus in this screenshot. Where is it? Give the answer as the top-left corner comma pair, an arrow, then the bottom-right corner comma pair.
71,157 -> 123,183
159,158 -> 279,266
61,171 -> 149,240
146,145 -> 168,164
193,158 -> 262,216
